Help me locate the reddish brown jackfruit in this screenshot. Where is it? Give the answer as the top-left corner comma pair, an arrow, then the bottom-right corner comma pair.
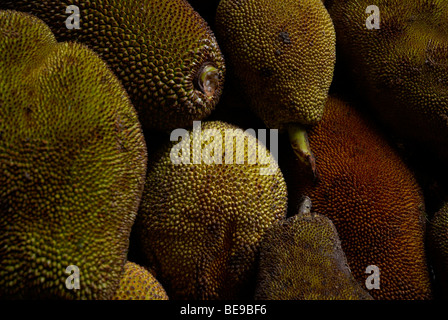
292,96 -> 432,300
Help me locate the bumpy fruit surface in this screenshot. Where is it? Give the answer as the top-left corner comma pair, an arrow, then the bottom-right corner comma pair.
113,262 -> 169,300
292,96 -> 432,300
215,0 -> 336,130
1,0 -> 226,132
0,10 -> 147,299
136,121 -> 287,300
255,209 -> 373,300
326,0 -> 448,163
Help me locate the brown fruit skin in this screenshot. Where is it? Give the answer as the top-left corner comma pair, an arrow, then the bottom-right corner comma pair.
1,0 -> 225,132
428,203 -> 448,299
255,213 -> 374,300
215,0 -> 336,131
112,262 -> 169,300
135,121 -> 288,300
292,96 -> 432,300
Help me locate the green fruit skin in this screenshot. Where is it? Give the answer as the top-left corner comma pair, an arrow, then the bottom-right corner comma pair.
326,0 -> 448,164
1,0 -> 226,132
255,213 -> 374,300
136,121 -> 288,300
215,0 -> 336,131
0,10 -> 147,299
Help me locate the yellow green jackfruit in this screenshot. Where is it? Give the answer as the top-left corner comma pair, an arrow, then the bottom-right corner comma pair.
1,0 -> 226,132
0,11 -> 147,299
135,121 -> 288,300
326,0 -> 448,164
428,202 -> 448,299
254,198 -> 373,300
215,0 -> 335,176
113,262 -> 169,300
215,0 -> 335,130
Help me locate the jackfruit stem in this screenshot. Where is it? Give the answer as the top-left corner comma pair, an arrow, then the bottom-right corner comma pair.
287,123 -> 317,179
198,65 -> 219,97
298,196 -> 312,217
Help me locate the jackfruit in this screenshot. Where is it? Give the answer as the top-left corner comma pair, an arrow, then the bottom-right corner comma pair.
291,96 -> 432,300
254,197 -> 373,300
326,0 -> 448,165
135,121 -> 288,300
0,11 -> 147,299
1,0 -> 226,132
428,202 -> 448,299
215,0 -> 336,176
112,262 -> 169,300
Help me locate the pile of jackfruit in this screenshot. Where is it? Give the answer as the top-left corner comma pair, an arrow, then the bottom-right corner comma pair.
0,0 -> 447,300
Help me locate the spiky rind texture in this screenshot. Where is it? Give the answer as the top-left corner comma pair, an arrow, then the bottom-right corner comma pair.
255,213 -> 373,300
326,0 -> 448,162
136,121 -> 288,300
112,262 -> 169,300
294,96 -> 432,300
215,0 -> 336,130
0,10 -> 147,299
1,0 -> 226,132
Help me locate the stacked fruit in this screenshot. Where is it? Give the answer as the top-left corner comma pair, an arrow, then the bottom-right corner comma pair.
0,0 -> 447,300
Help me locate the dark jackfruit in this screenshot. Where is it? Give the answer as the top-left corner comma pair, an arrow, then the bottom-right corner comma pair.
215,0 -> 336,176
254,198 -> 373,300
292,96 -> 432,300
326,0 -> 448,165
1,0 -> 226,132
112,262 -> 169,300
0,10 -> 147,299
135,121 -> 287,300
428,202 -> 448,299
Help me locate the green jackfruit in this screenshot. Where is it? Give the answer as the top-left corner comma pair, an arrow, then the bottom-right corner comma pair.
428,202 -> 448,299
135,121 -> 288,300
326,0 -> 448,164
112,262 -> 169,300
215,0 -> 336,176
1,0 -> 226,132
254,198 -> 373,300
0,10 -> 147,299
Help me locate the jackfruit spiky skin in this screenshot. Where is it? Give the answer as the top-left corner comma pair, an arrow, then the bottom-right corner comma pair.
112,262 -> 169,300
292,96 -> 432,300
326,0 -> 448,164
0,11 -> 147,299
254,212 -> 373,300
1,0 -> 226,132
428,203 -> 448,299
215,0 -> 336,131
135,121 -> 288,300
